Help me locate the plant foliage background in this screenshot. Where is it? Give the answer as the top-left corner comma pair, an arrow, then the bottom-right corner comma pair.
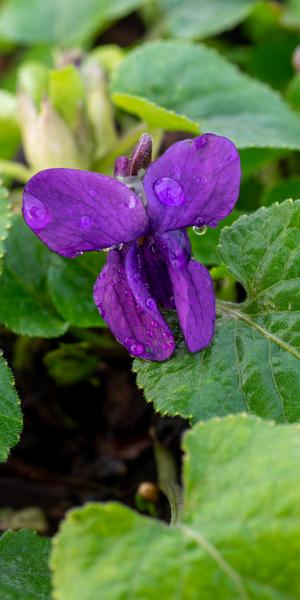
1,0 -> 300,598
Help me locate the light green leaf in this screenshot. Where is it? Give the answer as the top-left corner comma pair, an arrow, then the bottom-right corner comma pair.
0,90 -> 20,159
51,415 -> 300,599
0,352 -> 22,462
0,185 -> 11,276
112,41 -> 300,149
134,200 -> 300,423
0,216 -> 68,337
158,0 -> 258,40
112,93 -> 199,133
0,0 -> 146,46
0,529 -> 51,599
48,252 -> 106,329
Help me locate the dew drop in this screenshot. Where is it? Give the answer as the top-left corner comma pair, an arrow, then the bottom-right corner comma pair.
125,337 -> 133,345
80,215 -> 92,229
133,272 -> 140,281
193,224 -> 207,236
24,195 -> 51,231
146,297 -> 156,310
146,329 -> 154,337
153,177 -> 185,206
208,219 -> 218,228
124,194 -> 137,209
130,342 -> 144,356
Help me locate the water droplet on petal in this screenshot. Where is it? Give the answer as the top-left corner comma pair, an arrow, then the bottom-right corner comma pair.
146,329 -> 154,337
124,194 -> 137,209
133,272 -> 140,281
80,215 -> 92,229
195,135 -> 208,149
153,177 -> 185,206
193,224 -> 207,236
125,337 -> 133,345
146,297 -> 156,310
151,320 -> 158,329
208,219 -> 218,228
24,196 -> 51,231
130,342 -> 144,356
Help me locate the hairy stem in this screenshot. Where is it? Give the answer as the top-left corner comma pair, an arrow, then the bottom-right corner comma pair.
153,437 -> 183,525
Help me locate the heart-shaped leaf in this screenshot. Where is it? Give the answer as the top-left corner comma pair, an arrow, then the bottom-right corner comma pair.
134,200 -> 300,423
51,415 -> 300,599
112,41 -> 300,149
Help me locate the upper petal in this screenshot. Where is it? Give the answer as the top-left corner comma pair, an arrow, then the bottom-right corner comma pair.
93,245 -> 175,361
23,168 -> 148,258
143,133 -> 240,233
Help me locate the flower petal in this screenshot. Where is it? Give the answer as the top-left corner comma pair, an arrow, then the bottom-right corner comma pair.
143,133 -> 240,233
169,258 -> 216,352
142,237 -> 175,309
93,245 -> 175,361
23,168 -> 148,258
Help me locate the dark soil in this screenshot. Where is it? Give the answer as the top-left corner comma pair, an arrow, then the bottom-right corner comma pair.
0,328 -> 188,535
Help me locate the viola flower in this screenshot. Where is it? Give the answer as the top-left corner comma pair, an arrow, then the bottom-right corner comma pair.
22,133 -> 240,361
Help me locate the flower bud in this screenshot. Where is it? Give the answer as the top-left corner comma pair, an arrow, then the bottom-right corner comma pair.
82,60 -> 118,161
19,94 -> 85,171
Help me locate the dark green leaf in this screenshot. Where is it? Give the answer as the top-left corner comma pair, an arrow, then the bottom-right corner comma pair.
0,0 -> 145,46
51,415 -> 300,599
0,217 -> 68,337
158,0 -> 257,40
0,529 -> 51,599
0,352 -> 22,462
48,252 -> 106,329
261,178 -> 300,206
134,200 -> 300,423
112,41 -> 300,149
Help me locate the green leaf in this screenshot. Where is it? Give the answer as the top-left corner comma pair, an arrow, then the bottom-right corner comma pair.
44,343 -> 99,386
0,529 -> 51,599
0,0 -> 145,46
0,217 -> 68,337
112,94 -> 199,133
48,252 -> 106,329
51,415 -> 300,599
0,90 -> 20,159
111,41 -> 300,149
0,352 -> 22,462
158,0 -> 258,40
261,178 -> 300,206
134,200 -> 300,423
0,186 -> 11,276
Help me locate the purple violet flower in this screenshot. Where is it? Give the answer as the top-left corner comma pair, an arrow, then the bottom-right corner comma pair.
22,133 -> 241,361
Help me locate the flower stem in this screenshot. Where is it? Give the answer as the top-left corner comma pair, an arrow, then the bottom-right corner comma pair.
153,435 -> 183,525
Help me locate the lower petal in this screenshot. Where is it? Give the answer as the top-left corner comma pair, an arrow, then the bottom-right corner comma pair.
168,258 -> 216,353
93,246 -> 175,361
